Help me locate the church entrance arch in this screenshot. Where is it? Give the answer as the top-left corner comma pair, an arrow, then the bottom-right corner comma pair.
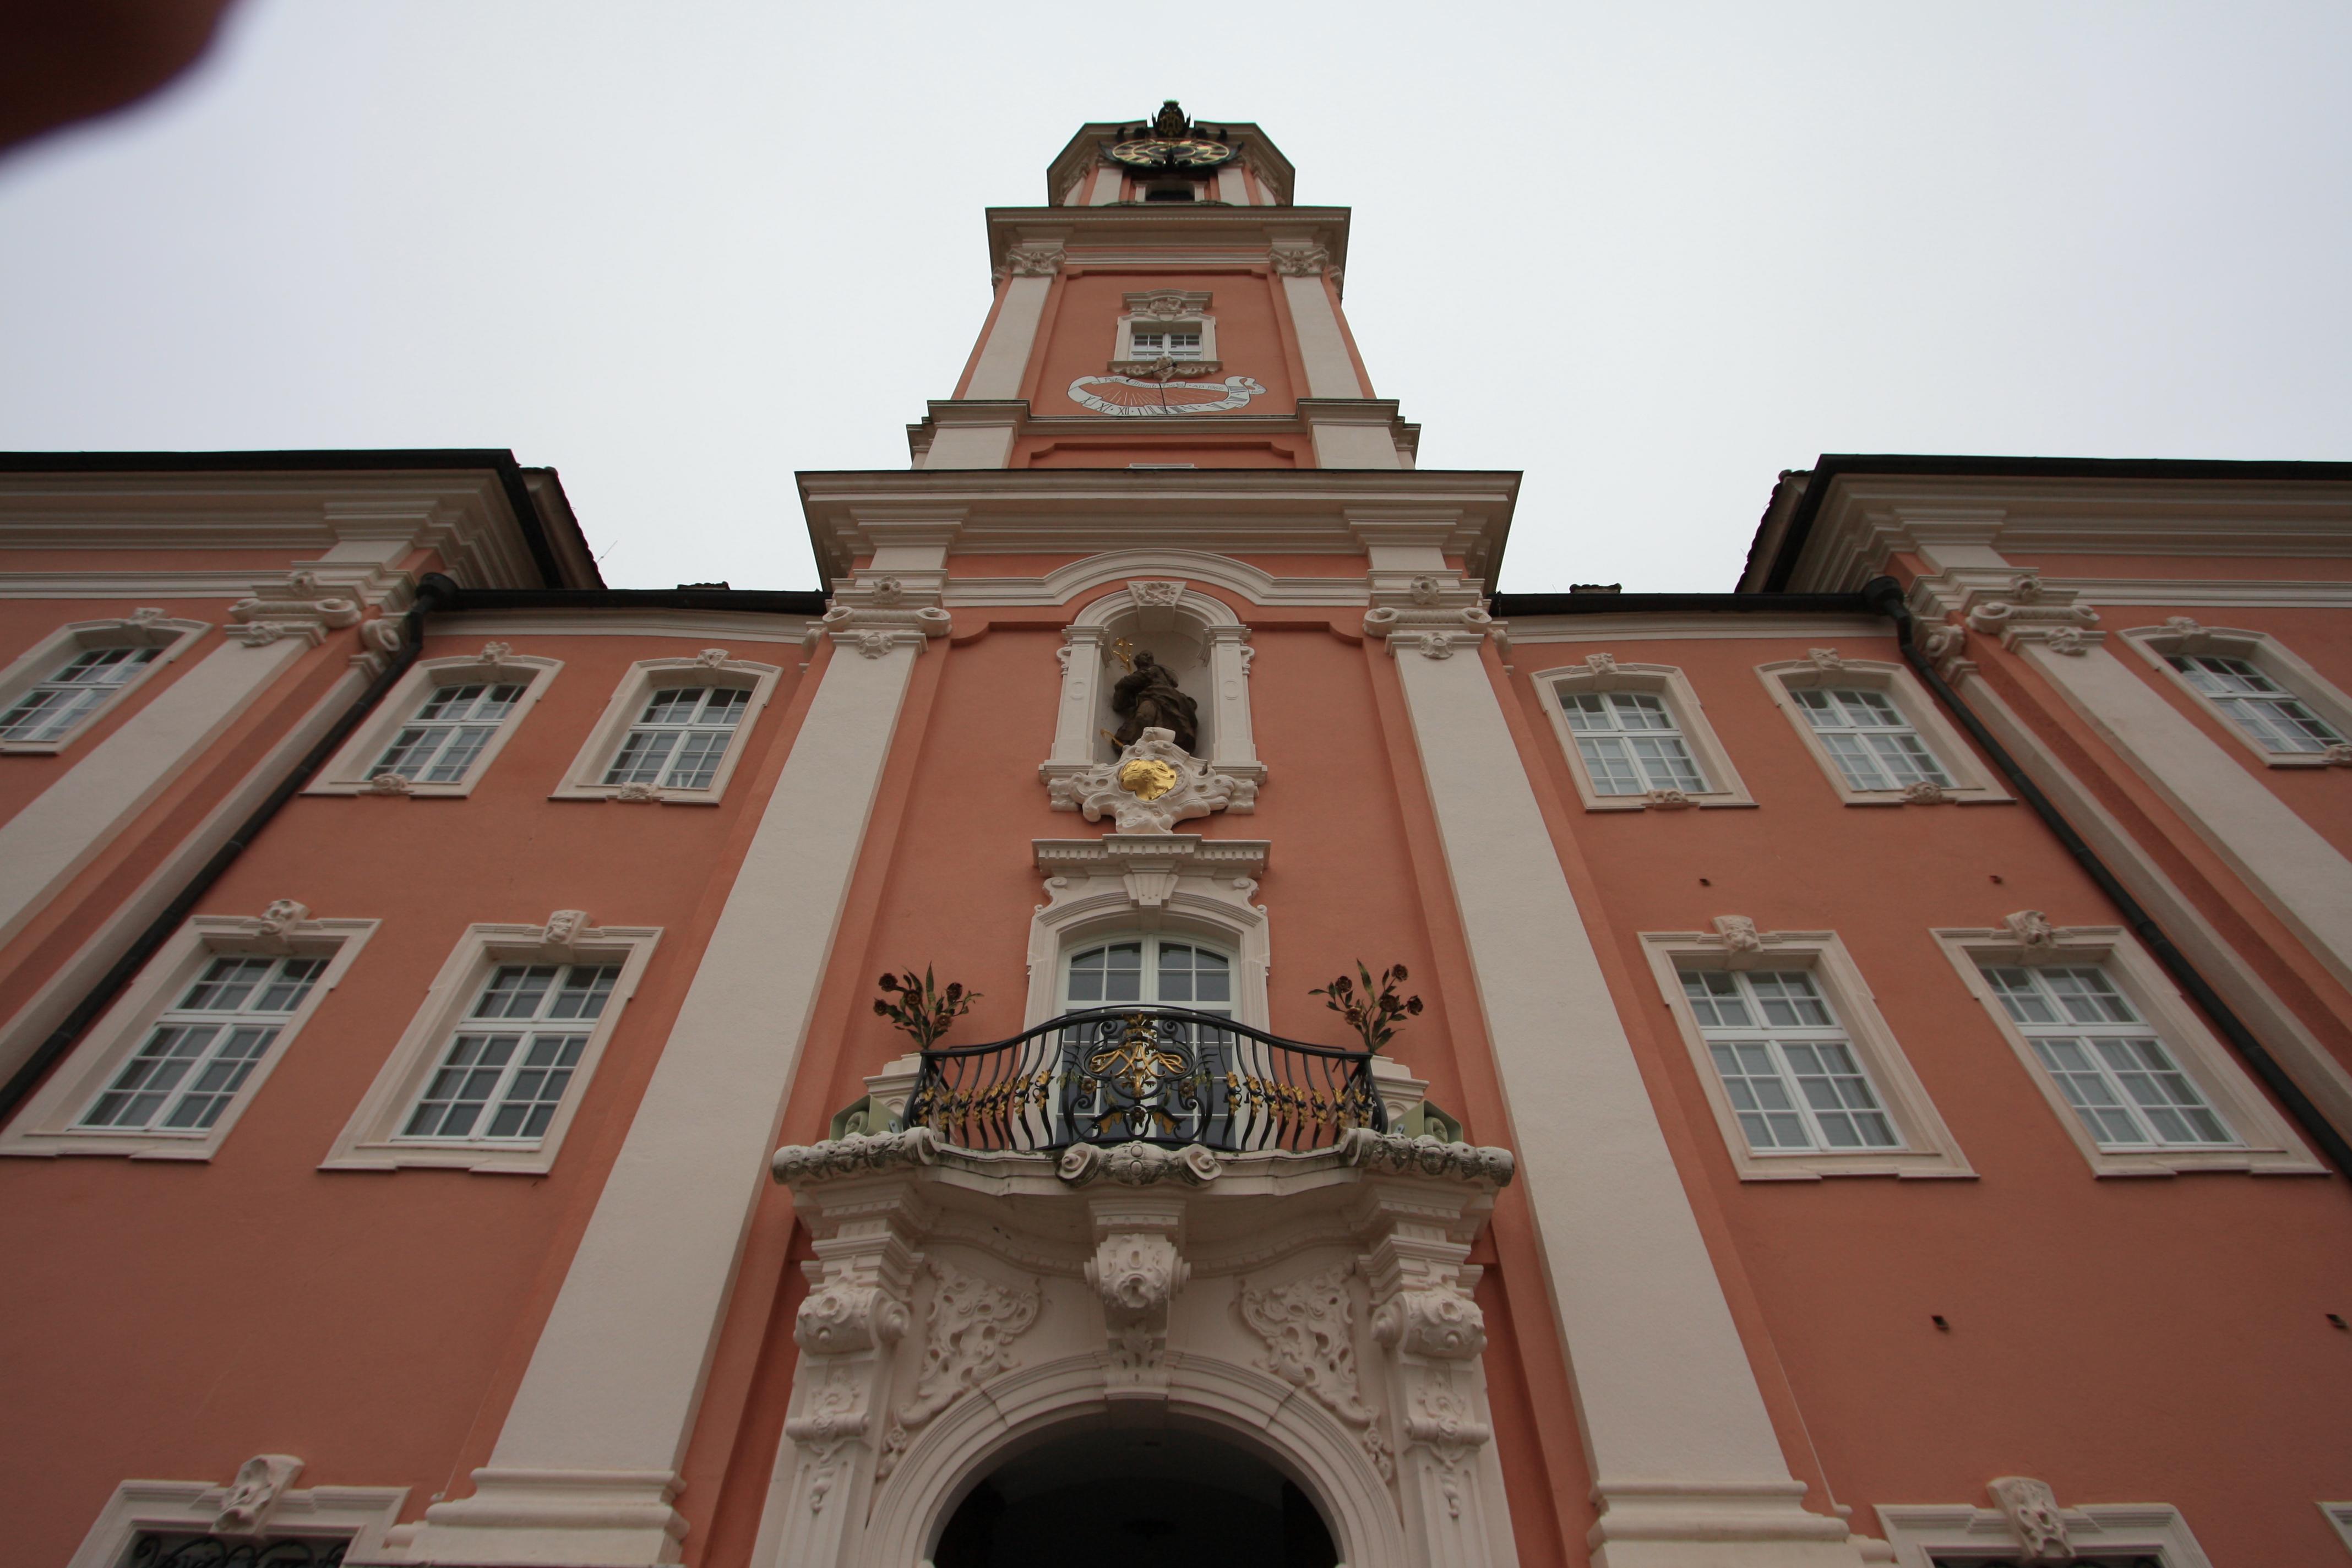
930,1418 -> 1337,1568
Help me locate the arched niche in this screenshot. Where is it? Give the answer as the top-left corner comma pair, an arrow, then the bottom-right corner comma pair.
870,1357 -> 1404,1568
930,1418 -> 1337,1568
1042,581 -> 1264,803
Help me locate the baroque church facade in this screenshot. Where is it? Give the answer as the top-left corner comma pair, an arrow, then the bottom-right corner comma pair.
4,106 -> 2352,1568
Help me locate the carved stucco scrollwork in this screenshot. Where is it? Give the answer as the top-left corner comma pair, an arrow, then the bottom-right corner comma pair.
786,1365 -> 872,1516
357,617 -> 406,657
1335,1126 -> 1516,1186
1806,647 -> 1845,673
215,1454 -> 304,1535
1400,1367 -> 1491,1520
770,1125 -> 943,1186
1128,578 -> 1185,607
1046,726 -> 1252,833
229,570 -> 365,649
1267,244 -> 1333,277
1920,620 -> 1967,676
1712,914 -> 1763,954
258,900 -> 312,938
613,781 -> 662,803
805,601 -> 952,657
1986,1476 -> 2073,1562
874,1259 -> 1043,1478
1901,780 -> 1950,804
796,1281 -> 911,1358
1239,1265 -> 1392,1482
1963,574 -> 2101,654
1057,1140 -> 1222,1186
1363,571 -> 1495,661
1088,1227 -> 1188,1385
1645,787 -> 1694,810
993,242 -> 1065,285
366,772 -> 412,796
1371,1285 -> 1488,1361
2002,908 -> 2061,956
1583,652 -> 1619,676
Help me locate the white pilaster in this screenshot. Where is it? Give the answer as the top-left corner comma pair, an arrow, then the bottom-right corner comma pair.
966,242 -> 1063,400
402,617 -> 943,1566
2023,639 -> 2352,992
0,631 -> 308,952
1377,611 -> 1860,1566
1273,258 -> 1364,399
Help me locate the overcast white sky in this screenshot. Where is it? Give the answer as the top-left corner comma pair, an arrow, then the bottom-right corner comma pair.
2,2 -> 2346,592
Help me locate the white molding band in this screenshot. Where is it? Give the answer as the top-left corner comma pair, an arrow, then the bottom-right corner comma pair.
0,629 -> 308,953
1382,638 -> 1861,1565
965,271 -> 1057,402
400,636 -> 928,1566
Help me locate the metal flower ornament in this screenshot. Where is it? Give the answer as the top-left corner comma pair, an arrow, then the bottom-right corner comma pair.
1310,962 -> 1424,1054
874,967 -> 981,1049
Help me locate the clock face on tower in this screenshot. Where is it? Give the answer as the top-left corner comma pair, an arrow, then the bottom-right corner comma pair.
1107,135 -> 1235,171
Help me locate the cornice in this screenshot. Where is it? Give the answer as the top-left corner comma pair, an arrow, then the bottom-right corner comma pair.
799,469 -> 1517,587
1503,612 -> 1889,643
0,469 -> 574,591
1766,466 -> 2352,593
987,205 -> 1351,278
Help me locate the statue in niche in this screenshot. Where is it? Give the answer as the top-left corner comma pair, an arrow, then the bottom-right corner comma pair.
1112,650 -> 1199,755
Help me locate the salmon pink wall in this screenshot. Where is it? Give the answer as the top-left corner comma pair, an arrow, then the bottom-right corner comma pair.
1026,271 -> 1297,416
1502,628 -> 2352,1557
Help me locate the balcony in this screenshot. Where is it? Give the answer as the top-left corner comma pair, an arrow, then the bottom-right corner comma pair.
907,1006 -> 1386,1154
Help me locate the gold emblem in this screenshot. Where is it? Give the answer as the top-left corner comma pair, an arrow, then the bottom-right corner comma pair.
1118,758 -> 1179,801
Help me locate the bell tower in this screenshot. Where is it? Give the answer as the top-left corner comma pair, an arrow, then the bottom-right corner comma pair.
913,102 -> 1419,472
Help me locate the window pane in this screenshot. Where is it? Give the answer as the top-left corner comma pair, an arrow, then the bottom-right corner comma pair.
1577,736 -> 1645,793
475,967 -> 558,1019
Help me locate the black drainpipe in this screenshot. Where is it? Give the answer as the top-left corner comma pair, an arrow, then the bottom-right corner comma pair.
1857,575 -> 2352,1176
0,573 -> 460,1119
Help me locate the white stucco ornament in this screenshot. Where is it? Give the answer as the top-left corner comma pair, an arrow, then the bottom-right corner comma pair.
1047,726 -> 1253,832
1067,373 -> 1266,416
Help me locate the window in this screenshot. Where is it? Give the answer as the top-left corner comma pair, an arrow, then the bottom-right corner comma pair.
374,682 -> 529,784
1934,921 -> 2321,1177
1127,329 -> 1203,360
1534,658 -> 1755,811
602,687 -> 752,790
320,914 -> 660,1174
1978,965 -> 2234,1150
1565,692 -> 1708,795
1112,291 -> 1219,368
2123,623 -> 2352,769
0,908 -> 376,1162
1790,688 -> 1952,791
1678,970 -> 1899,1152
0,612 -> 206,754
552,652 -> 782,804
2,646 -> 161,742
2163,655 -> 2342,753
1875,1493 -> 2215,1567
307,647 -> 560,798
398,963 -> 617,1144
1757,655 -> 2008,806
1065,936 -> 1232,1014
69,1476 -> 407,1568
78,956 -> 329,1134
1642,925 -> 1972,1180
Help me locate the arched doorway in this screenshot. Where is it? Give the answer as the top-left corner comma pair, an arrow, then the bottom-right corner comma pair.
932,1422 -> 1338,1568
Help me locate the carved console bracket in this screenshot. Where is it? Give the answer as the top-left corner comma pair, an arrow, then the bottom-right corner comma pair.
1365,570 -> 1498,661
1046,726 -> 1256,832
1962,573 -> 2102,655
230,570 -> 364,649
807,572 -> 952,657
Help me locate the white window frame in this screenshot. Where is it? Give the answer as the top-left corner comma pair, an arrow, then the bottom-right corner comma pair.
0,910 -> 377,1162
1112,291 -> 1221,369
320,916 -> 660,1174
2321,1502 -> 2352,1555
0,612 -> 209,754
307,647 -> 562,798
1061,932 -> 1239,1015
1757,654 -> 2010,806
552,652 -> 781,804
67,1473 -> 409,1568
1536,658 -> 1755,811
2123,622 -> 2352,769
1642,925 -> 1972,1180
1874,1498 -> 2213,1568
1932,922 -> 2323,1177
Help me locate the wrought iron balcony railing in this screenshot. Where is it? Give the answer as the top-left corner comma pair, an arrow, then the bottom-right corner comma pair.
907,1007 -> 1387,1154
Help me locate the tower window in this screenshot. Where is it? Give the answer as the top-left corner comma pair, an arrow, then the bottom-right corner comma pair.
1143,183 -> 1196,202
1128,329 -> 1202,360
